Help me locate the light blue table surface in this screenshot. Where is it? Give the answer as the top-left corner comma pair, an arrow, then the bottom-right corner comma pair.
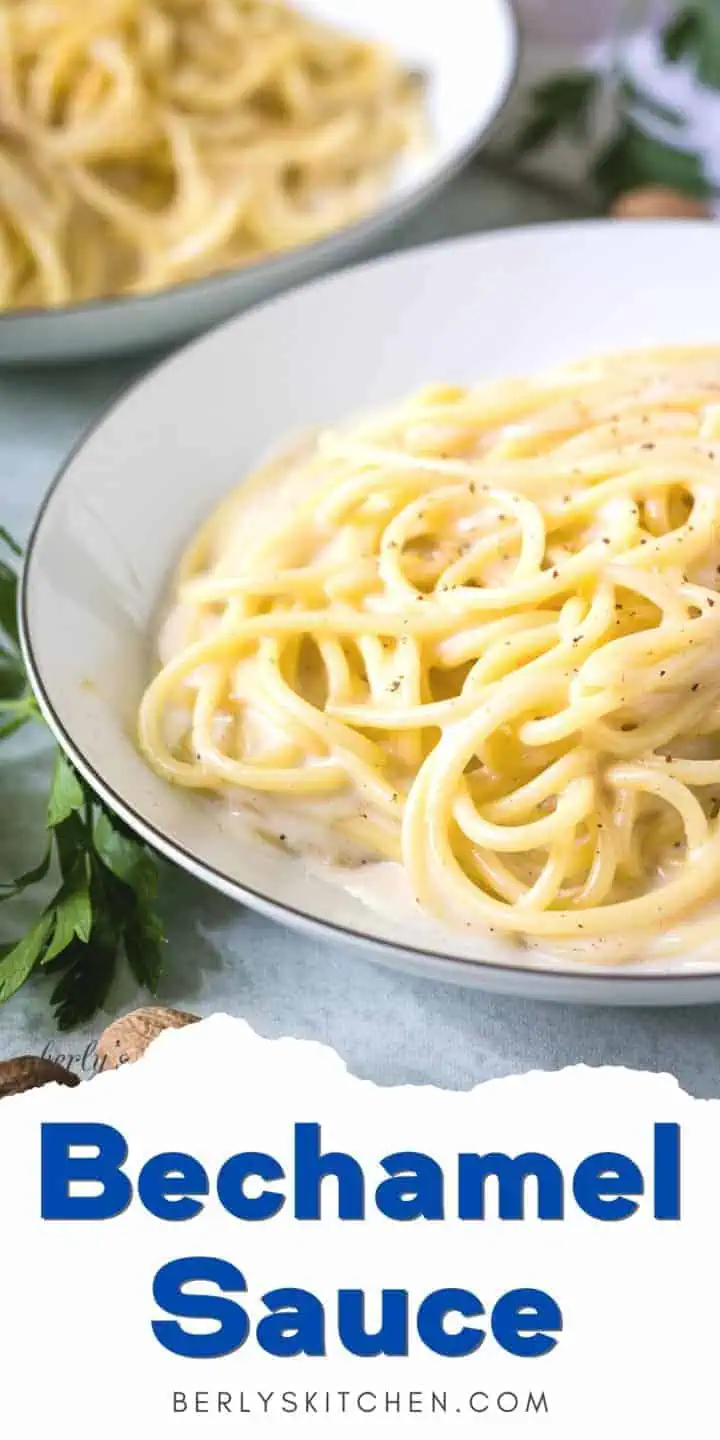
3,165 -> 720,1096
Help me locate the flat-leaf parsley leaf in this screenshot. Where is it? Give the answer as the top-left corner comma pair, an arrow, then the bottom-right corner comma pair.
0,530 -> 166,1027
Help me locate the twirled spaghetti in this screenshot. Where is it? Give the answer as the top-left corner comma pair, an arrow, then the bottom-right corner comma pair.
0,0 -> 422,309
139,347 -> 720,964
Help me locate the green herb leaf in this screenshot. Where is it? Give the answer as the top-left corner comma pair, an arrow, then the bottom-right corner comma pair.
43,900 -> 91,966
694,1 -> 720,90
531,72 -> 599,120
53,812 -> 87,882
93,810 -> 156,900
618,76 -> 685,128
0,647 -> 26,701
43,865 -> 92,966
662,9 -> 701,64
47,752 -> 85,828
0,533 -> 167,1025
0,527 -> 21,559
49,936 -> 118,1031
123,901 -> 164,993
0,843 -> 52,907
15,845 -> 52,890
91,813 -> 165,994
0,912 -> 53,1005
514,111 -> 562,156
0,709 -> 33,741
513,71 -> 600,157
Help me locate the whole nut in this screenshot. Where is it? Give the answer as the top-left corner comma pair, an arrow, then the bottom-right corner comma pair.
97,1005 -> 200,1070
0,1055 -> 80,1100
611,185 -> 711,219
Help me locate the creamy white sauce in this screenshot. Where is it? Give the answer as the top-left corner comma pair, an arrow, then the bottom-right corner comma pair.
154,426 -> 720,976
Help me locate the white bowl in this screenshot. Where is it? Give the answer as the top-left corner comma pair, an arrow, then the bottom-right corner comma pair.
22,219 -> 720,1005
0,0 -> 516,366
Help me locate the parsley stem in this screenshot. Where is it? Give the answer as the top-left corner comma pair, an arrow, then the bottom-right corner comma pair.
0,526 -> 165,1024
0,695 -> 37,717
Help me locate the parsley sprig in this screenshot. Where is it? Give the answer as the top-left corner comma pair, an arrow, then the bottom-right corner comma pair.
513,4 -> 718,203
663,2 -> 720,90
0,525 -> 37,739
0,528 -> 165,1029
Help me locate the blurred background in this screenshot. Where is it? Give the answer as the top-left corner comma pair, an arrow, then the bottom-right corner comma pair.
498,0 -> 720,212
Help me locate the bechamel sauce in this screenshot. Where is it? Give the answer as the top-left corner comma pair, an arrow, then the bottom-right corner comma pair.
155,431 -> 720,977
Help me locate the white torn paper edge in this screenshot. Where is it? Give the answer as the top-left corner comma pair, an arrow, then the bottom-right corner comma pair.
0,1015 -> 717,1437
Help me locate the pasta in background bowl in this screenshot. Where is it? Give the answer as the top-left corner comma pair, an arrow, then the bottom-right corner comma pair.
1,0 -> 424,307
0,0 -> 516,363
23,220 -> 720,1005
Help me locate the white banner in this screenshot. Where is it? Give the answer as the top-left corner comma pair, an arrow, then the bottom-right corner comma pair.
0,1016 -> 715,1436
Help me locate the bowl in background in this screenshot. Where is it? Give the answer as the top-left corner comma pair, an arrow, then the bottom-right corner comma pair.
0,0 -> 517,365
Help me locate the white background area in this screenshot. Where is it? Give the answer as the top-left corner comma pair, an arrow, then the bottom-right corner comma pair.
0,1016 -> 717,1436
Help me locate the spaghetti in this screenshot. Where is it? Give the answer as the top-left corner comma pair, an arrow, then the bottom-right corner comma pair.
0,0 -> 422,310
139,347 -> 720,963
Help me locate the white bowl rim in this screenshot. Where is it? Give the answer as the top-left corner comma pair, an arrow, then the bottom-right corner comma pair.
20,216 -> 720,993
0,0 -> 518,329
